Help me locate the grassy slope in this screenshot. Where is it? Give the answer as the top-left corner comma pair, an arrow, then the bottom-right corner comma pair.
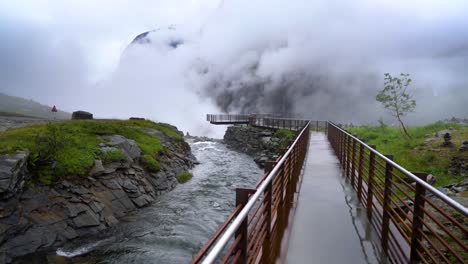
0,119 -> 182,184
348,122 -> 468,186
0,92 -> 71,119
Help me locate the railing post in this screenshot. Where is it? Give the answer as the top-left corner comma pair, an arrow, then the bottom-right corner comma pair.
261,163 -> 273,263
235,188 -> 255,264
366,145 -> 376,220
351,136 -> 357,187
357,143 -> 364,202
410,172 -> 428,263
342,132 -> 347,170
381,155 -> 394,255
345,135 -> 351,179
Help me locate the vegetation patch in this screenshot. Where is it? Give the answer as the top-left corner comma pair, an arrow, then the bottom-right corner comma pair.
348,122 -> 468,186
275,129 -> 295,149
0,119 -> 180,184
99,150 -> 127,164
176,171 -> 193,183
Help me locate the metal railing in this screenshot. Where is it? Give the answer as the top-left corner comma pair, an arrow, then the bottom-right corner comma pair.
207,114 -> 251,123
249,117 -> 310,131
327,122 -> 468,264
206,114 -> 325,132
191,120 -> 310,264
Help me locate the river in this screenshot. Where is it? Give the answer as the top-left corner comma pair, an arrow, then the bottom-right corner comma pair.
53,139 -> 262,263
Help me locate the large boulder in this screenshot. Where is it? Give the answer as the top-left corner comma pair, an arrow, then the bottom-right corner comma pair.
0,152 -> 29,198
71,111 -> 93,120
102,135 -> 141,160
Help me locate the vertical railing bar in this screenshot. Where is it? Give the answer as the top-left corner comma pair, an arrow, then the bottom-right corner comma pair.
381,155 -> 394,255
366,145 -> 376,221
410,172 -> 428,263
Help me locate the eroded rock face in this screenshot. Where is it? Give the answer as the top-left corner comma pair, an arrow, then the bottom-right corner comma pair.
224,125 -> 282,167
0,132 -> 195,263
0,152 -> 29,199
102,135 -> 142,160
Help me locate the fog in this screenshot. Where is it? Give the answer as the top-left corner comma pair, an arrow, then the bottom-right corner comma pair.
1,0 -> 467,137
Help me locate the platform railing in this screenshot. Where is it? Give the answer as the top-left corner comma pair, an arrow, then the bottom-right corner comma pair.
327,122 -> 468,264
249,117 -> 310,131
191,121 -> 310,264
206,114 -> 251,123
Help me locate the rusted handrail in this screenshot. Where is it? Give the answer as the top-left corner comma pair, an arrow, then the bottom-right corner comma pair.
327,122 -> 467,264
191,120 -> 310,264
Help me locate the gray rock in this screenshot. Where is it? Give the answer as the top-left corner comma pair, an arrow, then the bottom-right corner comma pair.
67,203 -> 88,217
2,227 -> 49,258
99,146 -> 118,153
427,174 -> 436,184
70,186 -> 89,195
121,179 -> 138,193
459,141 -> 468,152
102,179 -> 121,190
103,167 -> 116,174
132,195 -> 150,208
0,152 -> 29,198
103,135 -> 141,160
72,210 -> 100,228
103,215 -> 119,226
441,133 -> 455,148
89,201 -> 104,213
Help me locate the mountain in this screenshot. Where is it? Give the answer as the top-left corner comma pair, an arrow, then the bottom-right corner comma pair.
0,93 -> 71,119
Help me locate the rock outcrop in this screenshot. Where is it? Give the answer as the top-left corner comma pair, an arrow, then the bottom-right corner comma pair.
0,130 -> 195,262
0,152 -> 30,199
224,125 -> 285,167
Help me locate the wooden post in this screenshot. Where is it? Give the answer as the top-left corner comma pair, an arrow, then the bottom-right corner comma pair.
381,155 -> 394,254
235,188 -> 255,263
366,145 -> 376,220
410,172 -> 428,263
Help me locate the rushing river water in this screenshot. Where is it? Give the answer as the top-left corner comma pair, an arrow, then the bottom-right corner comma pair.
54,139 -> 262,264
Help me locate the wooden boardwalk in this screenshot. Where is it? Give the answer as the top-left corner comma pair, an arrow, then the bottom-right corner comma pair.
285,132 -> 383,264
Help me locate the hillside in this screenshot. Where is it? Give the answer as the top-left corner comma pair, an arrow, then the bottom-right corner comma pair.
348,122 -> 468,186
0,119 -> 196,262
0,92 -> 71,119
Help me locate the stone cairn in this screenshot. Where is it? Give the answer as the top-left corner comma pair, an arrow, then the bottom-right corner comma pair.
441,133 -> 455,148
459,141 -> 468,152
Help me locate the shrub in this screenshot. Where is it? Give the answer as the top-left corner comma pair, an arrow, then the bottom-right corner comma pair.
176,171 -> 193,183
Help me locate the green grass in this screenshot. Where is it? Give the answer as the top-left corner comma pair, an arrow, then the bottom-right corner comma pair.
348,122 -> 468,186
0,119 -> 181,184
176,171 -> 193,183
99,150 -> 127,164
275,128 -> 295,149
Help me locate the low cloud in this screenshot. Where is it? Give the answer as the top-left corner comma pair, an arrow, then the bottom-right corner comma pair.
1,0 -> 467,137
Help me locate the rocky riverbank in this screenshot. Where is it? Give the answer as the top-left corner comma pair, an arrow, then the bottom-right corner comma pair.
0,120 -> 196,263
223,125 -> 291,167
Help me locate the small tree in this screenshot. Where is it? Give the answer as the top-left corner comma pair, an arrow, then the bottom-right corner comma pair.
376,73 -> 416,138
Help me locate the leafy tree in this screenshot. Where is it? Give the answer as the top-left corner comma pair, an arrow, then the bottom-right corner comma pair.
376,73 -> 416,138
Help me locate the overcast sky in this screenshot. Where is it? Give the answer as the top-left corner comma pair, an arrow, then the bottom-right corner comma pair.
0,0 -> 467,136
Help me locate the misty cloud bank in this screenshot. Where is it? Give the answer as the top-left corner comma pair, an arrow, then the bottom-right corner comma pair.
1,0 -> 467,137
